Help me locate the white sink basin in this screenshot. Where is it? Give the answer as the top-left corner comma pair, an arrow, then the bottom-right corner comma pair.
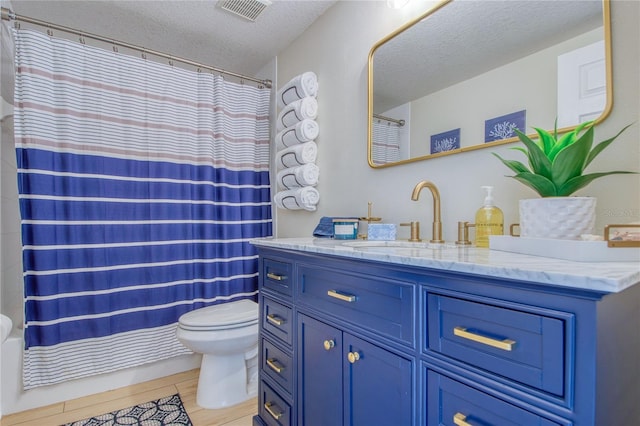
1,314 -> 13,343
342,240 -> 459,250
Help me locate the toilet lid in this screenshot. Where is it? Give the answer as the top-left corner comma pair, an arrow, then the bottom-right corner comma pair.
178,299 -> 258,330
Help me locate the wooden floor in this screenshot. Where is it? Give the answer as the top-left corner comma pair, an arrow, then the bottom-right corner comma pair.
0,369 -> 257,426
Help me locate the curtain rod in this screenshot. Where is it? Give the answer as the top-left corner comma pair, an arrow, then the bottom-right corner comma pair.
373,113 -> 405,126
0,7 -> 272,89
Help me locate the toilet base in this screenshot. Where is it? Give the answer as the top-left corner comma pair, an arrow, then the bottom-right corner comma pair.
196,350 -> 258,409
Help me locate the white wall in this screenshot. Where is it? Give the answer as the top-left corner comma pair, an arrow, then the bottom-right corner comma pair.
275,0 -> 640,242
1,0 -> 20,332
409,28 -> 603,157
257,57 -> 280,236
0,0 -> 15,416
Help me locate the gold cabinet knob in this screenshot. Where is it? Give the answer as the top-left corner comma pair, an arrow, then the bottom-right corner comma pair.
323,339 -> 335,351
347,351 -> 360,363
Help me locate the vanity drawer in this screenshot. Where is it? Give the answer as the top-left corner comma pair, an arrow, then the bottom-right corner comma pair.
427,370 -> 567,426
262,296 -> 293,346
261,338 -> 293,394
297,264 -> 414,345
260,380 -> 291,426
262,258 -> 292,296
427,293 -> 566,396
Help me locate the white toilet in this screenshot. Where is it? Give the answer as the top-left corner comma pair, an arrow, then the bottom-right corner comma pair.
176,299 -> 259,409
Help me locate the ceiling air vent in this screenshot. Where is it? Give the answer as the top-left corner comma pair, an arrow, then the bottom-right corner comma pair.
218,0 -> 271,22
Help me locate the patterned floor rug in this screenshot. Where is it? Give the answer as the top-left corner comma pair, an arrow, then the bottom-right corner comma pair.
63,393 -> 193,426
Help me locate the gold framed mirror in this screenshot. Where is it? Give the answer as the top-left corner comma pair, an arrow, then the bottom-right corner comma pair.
368,0 -> 612,168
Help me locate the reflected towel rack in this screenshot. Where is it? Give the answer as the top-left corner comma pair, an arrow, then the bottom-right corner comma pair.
373,113 -> 405,126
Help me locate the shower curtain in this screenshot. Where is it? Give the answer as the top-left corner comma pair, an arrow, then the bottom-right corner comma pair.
13,28 -> 272,389
371,119 -> 401,165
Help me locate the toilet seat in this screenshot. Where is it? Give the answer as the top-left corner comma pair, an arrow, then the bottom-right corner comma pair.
178,299 -> 258,331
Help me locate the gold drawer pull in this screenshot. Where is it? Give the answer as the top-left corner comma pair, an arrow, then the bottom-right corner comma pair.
347,351 -> 360,364
264,401 -> 283,420
327,289 -> 356,302
323,339 -> 335,351
453,412 -> 472,426
266,358 -> 284,374
266,272 -> 286,281
266,314 -> 284,326
454,326 -> 516,351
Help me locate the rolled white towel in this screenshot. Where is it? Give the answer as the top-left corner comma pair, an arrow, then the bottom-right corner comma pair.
275,141 -> 318,170
275,119 -> 319,150
274,187 -> 320,211
276,97 -> 318,131
277,71 -> 318,109
277,163 -> 320,190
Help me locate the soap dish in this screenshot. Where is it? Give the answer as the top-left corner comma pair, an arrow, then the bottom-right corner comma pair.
367,223 -> 397,241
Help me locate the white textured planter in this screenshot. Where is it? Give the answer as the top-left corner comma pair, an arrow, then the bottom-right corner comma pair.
519,197 -> 596,240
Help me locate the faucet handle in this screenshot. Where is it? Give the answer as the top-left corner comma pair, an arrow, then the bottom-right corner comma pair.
400,221 -> 422,242
456,221 -> 474,245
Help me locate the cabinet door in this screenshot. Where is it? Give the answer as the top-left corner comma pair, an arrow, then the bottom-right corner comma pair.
298,315 -> 343,426
344,334 -> 413,426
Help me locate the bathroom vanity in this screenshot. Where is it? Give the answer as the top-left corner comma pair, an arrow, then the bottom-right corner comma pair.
250,238 -> 640,426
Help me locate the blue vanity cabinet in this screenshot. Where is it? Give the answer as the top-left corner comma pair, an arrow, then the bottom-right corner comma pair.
297,314 -> 342,426
419,271 -> 640,425
253,244 -> 640,426
295,259 -> 416,425
423,288 -> 575,425
297,314 -> 414,426
254,248 -> 416,426
258,256 -> 295,426
342,332 -> 413,425
426,371 -> 564,426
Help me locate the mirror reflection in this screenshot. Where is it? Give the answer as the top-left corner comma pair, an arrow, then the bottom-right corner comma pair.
368,0 -> 611,167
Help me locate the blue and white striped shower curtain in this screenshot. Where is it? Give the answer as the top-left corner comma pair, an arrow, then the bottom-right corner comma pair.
13,28 -> 272,389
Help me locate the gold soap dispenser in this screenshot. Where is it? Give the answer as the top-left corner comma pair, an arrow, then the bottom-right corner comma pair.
474,186 -> 504,248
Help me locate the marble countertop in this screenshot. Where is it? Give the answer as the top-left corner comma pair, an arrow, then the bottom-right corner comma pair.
251,237 -> 640,294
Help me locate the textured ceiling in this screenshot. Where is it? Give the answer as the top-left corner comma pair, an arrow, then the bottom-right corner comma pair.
9,0 -> 338,78
373,0 -> 604,112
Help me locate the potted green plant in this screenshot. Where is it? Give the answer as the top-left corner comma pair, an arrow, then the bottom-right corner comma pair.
493,120 -> 636,239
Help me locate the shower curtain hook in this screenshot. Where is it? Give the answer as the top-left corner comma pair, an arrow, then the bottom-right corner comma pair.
79,34 -> 86,45
141,49 -> 147,60
47,28 -> 53,37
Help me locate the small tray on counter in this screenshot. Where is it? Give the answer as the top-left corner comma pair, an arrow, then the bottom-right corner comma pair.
490,224 -> 640,262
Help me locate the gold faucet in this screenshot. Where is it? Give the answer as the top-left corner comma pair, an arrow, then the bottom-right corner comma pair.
411,180 -> 444,243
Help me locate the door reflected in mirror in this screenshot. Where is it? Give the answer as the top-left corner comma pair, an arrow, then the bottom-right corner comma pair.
368,0 -> 611,168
